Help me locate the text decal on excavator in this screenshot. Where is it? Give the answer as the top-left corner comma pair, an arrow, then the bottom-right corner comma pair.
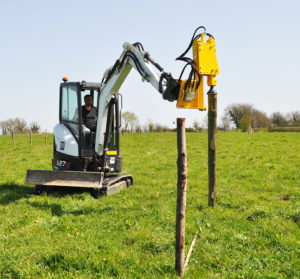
60,141 -> 65,151
56,160 -> 69,168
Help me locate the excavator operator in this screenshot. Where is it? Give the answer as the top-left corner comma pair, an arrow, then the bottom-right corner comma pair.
82,95 -> 98,132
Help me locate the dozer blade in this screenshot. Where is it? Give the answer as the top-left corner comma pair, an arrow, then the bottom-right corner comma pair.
25,170 -> 133,197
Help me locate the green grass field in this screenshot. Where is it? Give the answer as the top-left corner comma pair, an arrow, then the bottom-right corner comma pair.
0,132 -> 299,278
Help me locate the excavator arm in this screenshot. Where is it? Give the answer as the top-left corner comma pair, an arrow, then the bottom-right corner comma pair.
95,26 -> 219,156
95,41 -> 179,155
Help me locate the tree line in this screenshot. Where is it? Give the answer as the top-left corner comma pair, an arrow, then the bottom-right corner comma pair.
222,104 -> 300,131
121,111 -> 172,133
121,112 -> 207,133
0,118 -> 41,135
2,105 -> 299,135
122,105 -> 300,133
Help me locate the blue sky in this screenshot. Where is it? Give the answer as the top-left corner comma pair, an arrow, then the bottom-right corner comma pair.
0,0 -> 299,131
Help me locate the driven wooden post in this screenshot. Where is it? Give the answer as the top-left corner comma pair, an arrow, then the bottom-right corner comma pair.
208,87 -> 217,208
30,130 -> 32,147
175,118 -> 188,277
12,132 -> 15,148
45,130 -> 47,144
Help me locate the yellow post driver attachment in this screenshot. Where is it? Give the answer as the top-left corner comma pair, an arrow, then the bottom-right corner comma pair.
176,32 -> 219,110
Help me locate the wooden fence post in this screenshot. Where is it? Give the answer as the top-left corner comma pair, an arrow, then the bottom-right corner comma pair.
175,118 -> 188,277
45,130 -> 47,144
30,130 -> 32,147
248,126 -> 253,135
12,132 -> 15,148
208,87 -> 217,208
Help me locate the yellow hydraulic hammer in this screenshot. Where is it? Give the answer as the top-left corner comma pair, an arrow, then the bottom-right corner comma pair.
176,33 -> 219,110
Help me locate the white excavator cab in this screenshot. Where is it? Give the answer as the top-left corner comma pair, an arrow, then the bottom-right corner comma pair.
57,81 -> 100,159
26,79 -> 130,198
53,80 -> 122,173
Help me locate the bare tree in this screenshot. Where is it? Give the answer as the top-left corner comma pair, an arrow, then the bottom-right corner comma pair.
224,103 -> 253,129
135,124 -> 142,134
148,123 -> 154,132
270,112 -> 288,126
122,112 -> 131,132
14,118 -> 27,134
162,125 -> 170,132
130,116 -> 139,132
6,119 -> 15,134
30,121 -> 41,134
0,120 -> 9,135
287,111 -> 300,125
251,109 -> 271,128
146,119 -> 155,132
121,111 -> 139,132
220,115 -> 230,131
1,118 -> 28,134
193,120 -> 202,132
224,103 -> 271,129
202,114 -> 208,130
155,123 -> 163,132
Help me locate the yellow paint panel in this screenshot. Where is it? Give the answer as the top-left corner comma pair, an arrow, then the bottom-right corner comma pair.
193,38 -> 219,78
176,79 -> 206,110
106,150 -> 117,156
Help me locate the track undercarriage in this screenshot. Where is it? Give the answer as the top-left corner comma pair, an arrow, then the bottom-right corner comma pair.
26,170 -> 133,198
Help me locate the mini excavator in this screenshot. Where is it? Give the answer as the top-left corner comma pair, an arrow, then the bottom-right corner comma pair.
25,26 -> 219,198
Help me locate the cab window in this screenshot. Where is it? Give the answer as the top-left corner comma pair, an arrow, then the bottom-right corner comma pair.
61,85 -> 79,139
61,85 -> 78,122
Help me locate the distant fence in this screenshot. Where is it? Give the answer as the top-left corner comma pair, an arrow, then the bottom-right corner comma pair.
6,126 -> 300,148
215,126 -> 300,133
10,131 -> 49,148
268,126 -> 300,132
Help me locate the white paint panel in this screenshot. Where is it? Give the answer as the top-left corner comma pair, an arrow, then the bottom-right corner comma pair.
54,124 -> 78,157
